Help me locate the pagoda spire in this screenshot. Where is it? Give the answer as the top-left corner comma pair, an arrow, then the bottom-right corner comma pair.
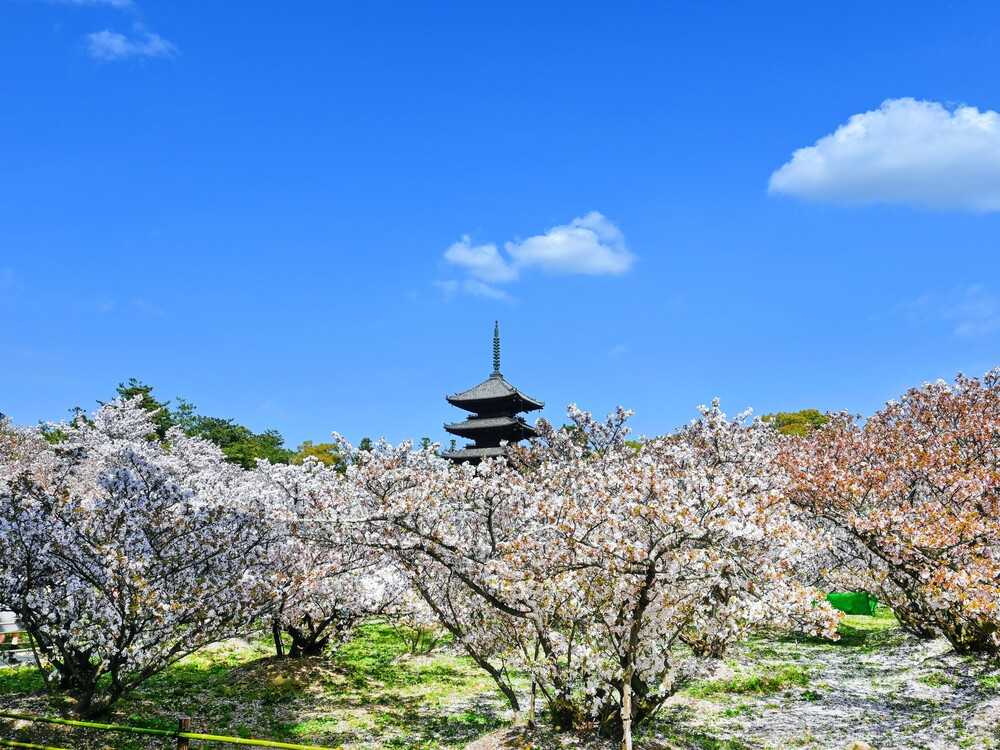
492,321 -> 501,375
443,323 -> 544,463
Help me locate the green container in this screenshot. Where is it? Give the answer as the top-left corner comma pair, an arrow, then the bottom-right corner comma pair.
826,591 -> 878,616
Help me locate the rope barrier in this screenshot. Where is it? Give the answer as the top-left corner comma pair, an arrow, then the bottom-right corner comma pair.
0,740 -> 71,750
0,712 -> 339,750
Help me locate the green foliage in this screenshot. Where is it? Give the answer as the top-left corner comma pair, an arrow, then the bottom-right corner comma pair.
761,408 -> 830,437
106,384 -> 294,468
559,422 -> 588,445
180,413 -> 292,468
115,378 -> 175,440
291,441 -> 346,470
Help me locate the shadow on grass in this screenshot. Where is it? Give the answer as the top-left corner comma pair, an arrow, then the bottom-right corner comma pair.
764,607 -> 906,652
0,624 -> 505,749
334,623 -> 466,692
645,705 -> 758,750
276,693 -> 505,749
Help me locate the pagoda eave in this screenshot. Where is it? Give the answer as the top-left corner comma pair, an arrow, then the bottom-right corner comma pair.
446,395 -> 544,415
444,424 -> 538,441
445,374 -> 544,414
441,446 -> 507,462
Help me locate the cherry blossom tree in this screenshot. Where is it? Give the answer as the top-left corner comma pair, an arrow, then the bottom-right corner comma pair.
0,399 -> 277,716
253,458 -> 404,658
339,403 -> 839,747
338,437 -> 532,712
781,370 -> 1000,655
387,587 -> 447,655
510,403 -> 839,747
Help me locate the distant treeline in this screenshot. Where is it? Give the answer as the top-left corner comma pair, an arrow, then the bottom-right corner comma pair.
52,378 -> 376,470
46,378 -> 830,469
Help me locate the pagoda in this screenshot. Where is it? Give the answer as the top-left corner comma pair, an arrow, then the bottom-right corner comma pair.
443,322 -> 544,463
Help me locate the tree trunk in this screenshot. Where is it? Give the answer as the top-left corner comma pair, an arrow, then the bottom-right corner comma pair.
940,617 -> 999,656
546,695 -> 581,731
527,676 -> 537,729
272,619 -> 285,658
284,614 -> 348,658
621,667 -> 634,750
288,630 -> 330,657
682,632 -> 729,658
890,600 -> 939,640
461,644 -> 520,712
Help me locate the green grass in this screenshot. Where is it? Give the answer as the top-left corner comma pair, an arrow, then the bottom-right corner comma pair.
719,704 -> 755,718
918,672 -> 958,688
978,674 -> 1000,691
769,605 -> 904,652
0,624 -> 512,750
647,707 -> 755,749
0,665 -> 46,694
5,607 -> 992,750
685,664 -> 811,698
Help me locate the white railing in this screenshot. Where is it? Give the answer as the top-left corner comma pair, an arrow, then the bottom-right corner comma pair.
0,610 -> 31,666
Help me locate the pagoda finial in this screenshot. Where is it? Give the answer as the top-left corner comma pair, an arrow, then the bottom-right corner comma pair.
492,321 -> 501,375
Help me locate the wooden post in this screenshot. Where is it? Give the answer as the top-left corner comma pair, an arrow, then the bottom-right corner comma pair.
176,716 -> 190,750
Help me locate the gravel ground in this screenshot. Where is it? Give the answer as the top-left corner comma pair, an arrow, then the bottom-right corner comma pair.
468,621 -> 1000,750
655,627 -> 1000,749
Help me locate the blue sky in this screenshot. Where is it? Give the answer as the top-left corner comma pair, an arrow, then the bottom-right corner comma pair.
2,1 -> 999,448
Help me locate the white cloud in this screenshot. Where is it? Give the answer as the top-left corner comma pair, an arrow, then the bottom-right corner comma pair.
946,285 -> 1000,337
434,279 -> 513,302
39,0 -> 179,59
769,98 -> 1000,212
506,211 -> 633,276
462,280 -> 513,301
86,29 -> 176,60
899,285 -> 1000,338
440,212 -> 634,298
443,237 -> 517,283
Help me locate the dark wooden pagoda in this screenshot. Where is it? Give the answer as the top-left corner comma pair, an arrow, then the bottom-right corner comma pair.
442,322 -> 544,463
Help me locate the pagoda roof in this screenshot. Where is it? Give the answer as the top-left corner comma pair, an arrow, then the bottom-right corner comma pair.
441,445 -> 507,462
444,415 -> 539,439
446,374 -> 544,413
445,415 -> 529,431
